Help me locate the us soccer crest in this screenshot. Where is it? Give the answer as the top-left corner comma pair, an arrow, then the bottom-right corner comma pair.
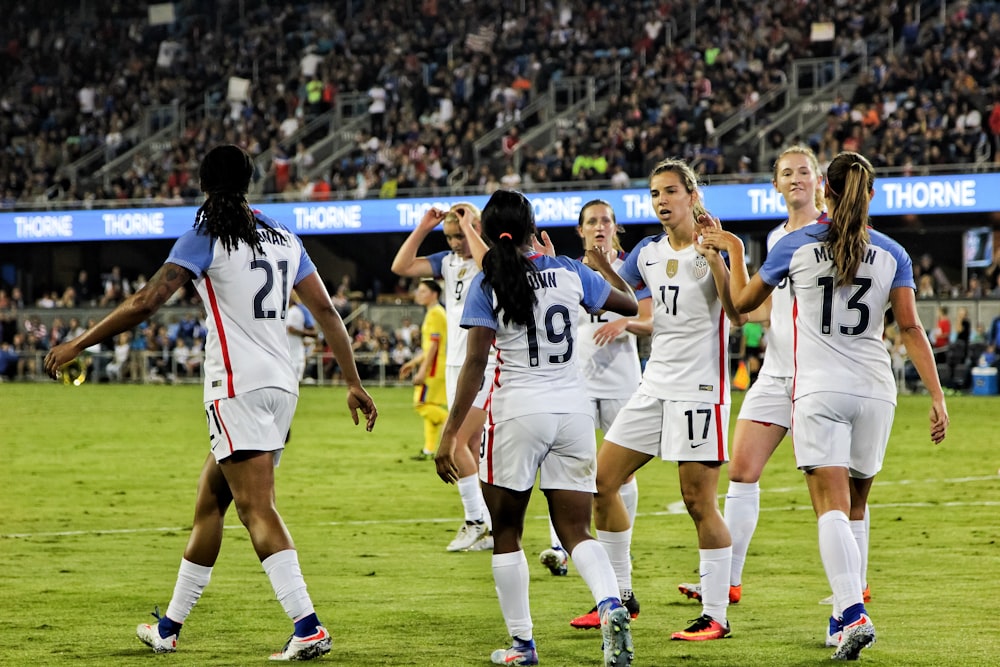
458,268 -> 468,279
666,259 -> 678,277
693,255 -> 709,279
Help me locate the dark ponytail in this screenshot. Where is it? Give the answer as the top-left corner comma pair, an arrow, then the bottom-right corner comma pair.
480,190 -> 538,327
194,144 -> 263,256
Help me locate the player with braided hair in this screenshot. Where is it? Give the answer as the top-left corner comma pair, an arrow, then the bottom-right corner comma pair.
44,144 -> 378,661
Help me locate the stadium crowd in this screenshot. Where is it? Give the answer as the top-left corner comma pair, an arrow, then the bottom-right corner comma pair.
2,0 -> 1000,386
0,0 -> 997,208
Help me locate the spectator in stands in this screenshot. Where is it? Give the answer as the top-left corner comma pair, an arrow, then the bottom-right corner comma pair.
915,254 -> 952,297
99,266 -> 132,307
931,306 -> 952,353
73,270 -> 95,306
105,332 -> 133,383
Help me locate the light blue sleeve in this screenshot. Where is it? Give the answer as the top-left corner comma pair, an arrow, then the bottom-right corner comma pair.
872,231 -> 915,290
460,273 -> 498,330
758,233 -> 796,287
166,229 -> 214,278
621,236 -> 655,300
427,250 -> 450,279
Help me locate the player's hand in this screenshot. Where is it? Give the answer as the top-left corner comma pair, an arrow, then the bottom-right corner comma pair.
435,433 -> 460,484
583,246 -> 615,271
419,207 -> 447,231
346,385 -> 378,431
593,319 -> 628,346
696,211 -> 721,231
532,230 -> 556,257
929,399 -> 948,444
44,342 -> 80,380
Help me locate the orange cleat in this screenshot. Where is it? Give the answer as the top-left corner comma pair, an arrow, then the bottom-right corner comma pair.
670,614 -> 731,641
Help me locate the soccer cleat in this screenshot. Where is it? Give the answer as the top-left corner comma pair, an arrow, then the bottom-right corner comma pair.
826,616 -> 844,647
490,639 -> 538,665
269,625 -> 332,661
465,530 -> 494,552
446,521 -> 489,552
820,586 -> 872,605
570,594 -> 639,629
136,606 -> 178,654
136,622 -> 177,653
410,450 -> 433,461
677,582 -> 742,604
670,614 -> 731,641
831,614 -> 875,661
539,546 -> 568,576
601,605 -> 635,666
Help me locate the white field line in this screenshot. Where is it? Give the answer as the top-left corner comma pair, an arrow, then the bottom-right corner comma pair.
4,475 -> 998,539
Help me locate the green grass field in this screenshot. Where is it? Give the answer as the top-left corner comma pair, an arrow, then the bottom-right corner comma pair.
2,384 -> 999,666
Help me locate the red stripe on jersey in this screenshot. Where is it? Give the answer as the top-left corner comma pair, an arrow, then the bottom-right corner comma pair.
213,399 -> 235,455
714,403 -> 725,460
485,408 -> 496,484
493,348 -> 504,388
205,276 -> 235,398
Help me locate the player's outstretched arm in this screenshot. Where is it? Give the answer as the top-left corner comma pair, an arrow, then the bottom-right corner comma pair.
44,262 -> 191,378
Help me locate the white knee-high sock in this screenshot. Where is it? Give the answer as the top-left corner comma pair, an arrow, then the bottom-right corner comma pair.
596,528 -> 633,593
724,480 -> 760,586
817,510 -> 863,613
492,551 -> 532,640
262,549 -> 315,622
165,559 -> 213,624
457,474 -> 483,523
570,539 -> 619,604
699,546 -> 732,623
620,478 -> 639,527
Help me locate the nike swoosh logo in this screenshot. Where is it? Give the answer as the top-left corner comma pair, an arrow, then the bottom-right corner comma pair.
644,260 -> 660,266
691,442 -> 707,448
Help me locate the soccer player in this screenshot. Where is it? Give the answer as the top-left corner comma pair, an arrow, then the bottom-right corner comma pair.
399,279 -> 448,459
702,150 -> 948,660
43,144 -> 378,661
435,189 -> 637,667
392,203 -> 494,552
677,145 -> 879,614
587,158 -> 743,642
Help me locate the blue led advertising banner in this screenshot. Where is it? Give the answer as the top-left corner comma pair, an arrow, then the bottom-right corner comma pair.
2,172 -> 997,244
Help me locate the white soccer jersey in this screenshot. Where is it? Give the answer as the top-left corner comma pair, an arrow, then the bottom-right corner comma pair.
758,222 -> 913,404
461,253 -> 612,423
428,250 -> 480,367
619,233 -> 730,404
168,212 -> 315,401
576,252 -> 641,399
